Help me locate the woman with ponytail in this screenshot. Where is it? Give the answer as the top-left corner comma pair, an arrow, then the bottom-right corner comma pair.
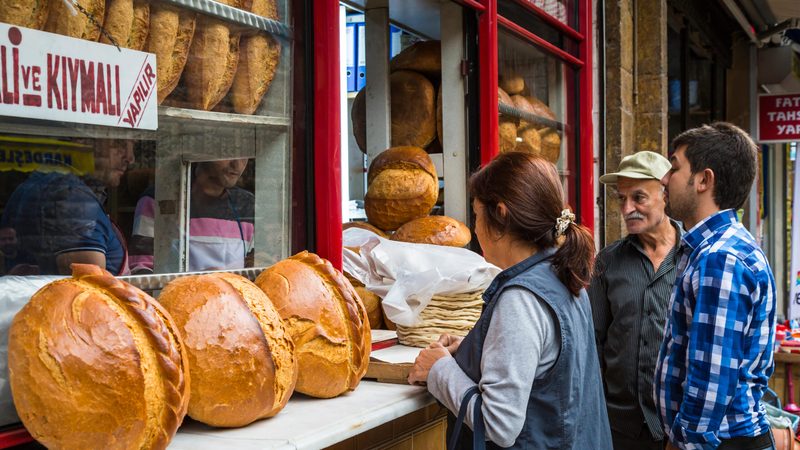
409,152 -> 612,450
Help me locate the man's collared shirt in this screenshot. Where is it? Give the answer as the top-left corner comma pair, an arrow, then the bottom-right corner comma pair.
589,220 -> 681,441
655,209 -> 776,450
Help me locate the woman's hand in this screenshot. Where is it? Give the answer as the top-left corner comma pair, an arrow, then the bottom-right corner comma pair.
437,334 -> 464,354
408,342 -> 451,385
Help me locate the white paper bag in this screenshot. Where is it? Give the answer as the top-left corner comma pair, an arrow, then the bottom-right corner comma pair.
342,227 -> 499,327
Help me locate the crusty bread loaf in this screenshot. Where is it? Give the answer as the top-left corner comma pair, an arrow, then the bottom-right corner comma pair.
343,271 -> 384,330
227,0 -> 281,114
391,215 -> 471,247
499,73 -> 524,95
514,126 -> 543,156
525,95 -> 557,125
343,221 -> 389,238
365,146 -> 438,231
390,40 -> 441,78
351,71 -> 436,152
158,272 -> 297,427
8,264 -> 190,450
498,87 -> 514,108
147,4 -> 196,103
44,0 -> 105,41
511,94 -> 537,129
538,127 -> 562,163
100,0 -> 149,50
182,16 -> 241,110
0,0 -> 50,30
499,119 -> 518,153
255,252 -> 371,399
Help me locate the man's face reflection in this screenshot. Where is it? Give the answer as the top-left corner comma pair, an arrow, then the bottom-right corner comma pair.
0,227 -> 18,255
93,139 -> 135,188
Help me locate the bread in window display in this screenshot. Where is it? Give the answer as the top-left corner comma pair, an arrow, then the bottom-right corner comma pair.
351,71 -> 436,152
538,127 -> 562,163
157,272 -> 297,427
514,125 -> 543,156
524,95 -> 558,125
44,0 -> 105,41
499,72 -> 525,95
343,221 -> 389,238
7,264 -> 190,450
365,146 -> 439,231
254,251 -> 371,399
390,40 -> 441,79
181,16 -> 241,111
391,215 -> 471,247
99,0 -> 149,50
0,0 -> 50,30
224,0 -> 281,115
147,4 -> 196,103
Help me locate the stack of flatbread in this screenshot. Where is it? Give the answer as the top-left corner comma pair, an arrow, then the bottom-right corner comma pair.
396,290 -> 484,347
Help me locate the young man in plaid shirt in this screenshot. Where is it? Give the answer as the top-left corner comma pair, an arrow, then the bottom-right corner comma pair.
656,122 -> 776,450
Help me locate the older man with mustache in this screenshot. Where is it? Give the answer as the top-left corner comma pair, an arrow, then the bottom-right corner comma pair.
589,151 -> 680,450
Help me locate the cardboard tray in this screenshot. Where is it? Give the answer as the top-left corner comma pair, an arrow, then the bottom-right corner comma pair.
365,360 -> 413,384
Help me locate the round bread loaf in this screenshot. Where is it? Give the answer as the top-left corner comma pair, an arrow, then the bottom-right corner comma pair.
498,87 -> 514,108
147,4 -> 196,103
100,0 -> 150,50
158,272 -> 297,427
365,146 -> 438,231
255,252 -> 371,399
343,221 -> 389,238
8,264 -> 190,450
351,71 -> 436,152
0,0 -> 51,30
499,73 -> 524,95
391,215 -> 471,247
344,271 -> 384,330
515,126 -> 543,156
538,127 -> 562,163
511,94 -> 537,129
44,0 -> 105,41
390,40 -> 441,78
525,95 -> 558,125
499,118 -> 518,153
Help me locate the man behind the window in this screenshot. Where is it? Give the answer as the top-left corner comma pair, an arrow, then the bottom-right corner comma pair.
656,122 -> 776,450
1,139 -> 134,275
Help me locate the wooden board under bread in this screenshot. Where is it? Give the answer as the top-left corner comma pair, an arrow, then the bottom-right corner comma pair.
365,360 -> 413,384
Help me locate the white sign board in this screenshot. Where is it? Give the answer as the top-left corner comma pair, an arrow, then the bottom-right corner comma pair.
0,23 -> 157,130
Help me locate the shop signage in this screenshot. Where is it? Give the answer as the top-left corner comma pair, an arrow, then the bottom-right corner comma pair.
0,136 -> 94,175
758,93 -> 800,143
0,23 -> 157,130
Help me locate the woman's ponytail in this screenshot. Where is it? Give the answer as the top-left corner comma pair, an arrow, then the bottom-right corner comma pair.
551,221 -> 595,296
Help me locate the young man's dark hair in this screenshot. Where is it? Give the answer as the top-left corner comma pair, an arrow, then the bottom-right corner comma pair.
671,121 -> 757,210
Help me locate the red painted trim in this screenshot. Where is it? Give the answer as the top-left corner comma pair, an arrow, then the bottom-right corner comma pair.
313,0 -> 343,269
0,427 -> 33,449
507,0 -> 584,41
578,0 -> 594,232
498,15 -> 583,68
453,0 -> 486,11
479,0 -> 499,166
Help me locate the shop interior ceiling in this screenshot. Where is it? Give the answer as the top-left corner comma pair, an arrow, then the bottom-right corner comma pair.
341,0 -> 441,39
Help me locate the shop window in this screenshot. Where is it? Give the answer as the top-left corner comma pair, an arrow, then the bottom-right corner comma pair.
0,0 -> 294,277
498,28 -> 578,207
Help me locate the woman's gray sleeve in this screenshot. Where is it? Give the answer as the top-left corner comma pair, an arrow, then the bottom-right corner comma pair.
427,287 -> 557,447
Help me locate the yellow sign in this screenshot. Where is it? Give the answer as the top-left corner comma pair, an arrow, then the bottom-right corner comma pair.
0,136 -> 94,175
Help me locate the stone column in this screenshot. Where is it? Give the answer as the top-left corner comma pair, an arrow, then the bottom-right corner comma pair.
603,0 -> 635,244
634,0 -> 668,155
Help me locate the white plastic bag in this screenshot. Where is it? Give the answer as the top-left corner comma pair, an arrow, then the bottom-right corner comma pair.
0,276 -> 64,427
342,227 -> 499,327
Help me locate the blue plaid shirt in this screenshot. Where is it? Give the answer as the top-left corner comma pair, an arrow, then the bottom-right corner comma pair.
654,209 -> 776,450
